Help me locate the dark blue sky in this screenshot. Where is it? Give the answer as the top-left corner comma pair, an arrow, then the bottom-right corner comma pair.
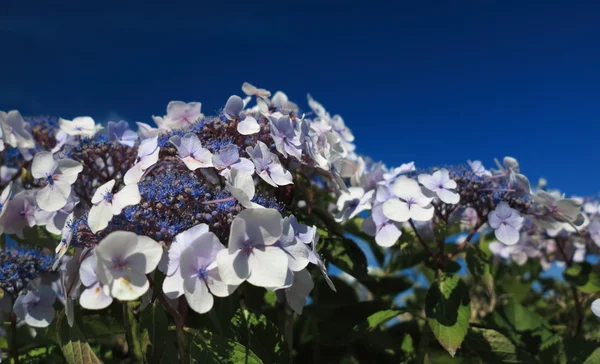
2,1 -> 599,195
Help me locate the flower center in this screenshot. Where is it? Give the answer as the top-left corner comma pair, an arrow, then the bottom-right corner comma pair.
242,240 -> 255,255
46,174 -> 55,186
103,192 -> 114,203
197,266 -> 208,280
112,260 -> 128,271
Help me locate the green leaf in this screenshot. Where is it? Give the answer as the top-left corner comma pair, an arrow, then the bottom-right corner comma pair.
340,309 -> 404,345
425,274 -> 471,357
190,330 -> 263,364
312,301 -> 389,346
502,299 -> 544,332
13,226 -> 61,250
321,235 -> 368,279
563,262 -> 600,293
55,310 -> 102,364
583,348 -> 600,364
228,309 -> 288,364
464,328 -> 535,363
466,245 -> 494,292
361,275 -> 413,296
140,301 -> 169,364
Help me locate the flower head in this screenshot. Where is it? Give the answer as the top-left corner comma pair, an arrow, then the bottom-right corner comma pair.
95,231 -> 163,301
382,177 -> 434,222
124,136 -> 160,185
88,180 -> 141,233
216,208 -> 289,288
488,202 -> 524,245
180,231 -> 235,314
59,116 -> 101,137
31,152 -> 82,212
418,168 -> 460,204
107,120 -> 138,147
13,285 -> 56,328
170,133 -> 214,170
246,141 -> 293,187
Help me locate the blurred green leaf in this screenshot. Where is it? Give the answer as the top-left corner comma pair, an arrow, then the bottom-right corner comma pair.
563,262 -> 600,293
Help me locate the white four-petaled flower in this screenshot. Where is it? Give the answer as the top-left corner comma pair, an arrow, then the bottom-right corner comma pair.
87,180 -> 141,233
382,177 -> 434,222
216,208 -> 289,288
95,231 -> 163,301
488,202 -> 524,245
31,152 -> 83,212
418,168 -> 460,204
170,133 -> 214,170
124,136 -> 160,185
180,231 -> 236,314
59,116 -> 101,137
162,223 -> 209,299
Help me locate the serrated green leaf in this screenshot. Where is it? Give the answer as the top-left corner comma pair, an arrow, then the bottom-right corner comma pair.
55,311 -> 102,364
563,262 -> 600,293
465,328 -> 535,363
228,309 -> 288,364
190,330 -> 263,364
425,274 -> 471,357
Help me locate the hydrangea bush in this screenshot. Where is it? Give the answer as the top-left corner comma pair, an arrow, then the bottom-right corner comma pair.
0,83 -> 599,363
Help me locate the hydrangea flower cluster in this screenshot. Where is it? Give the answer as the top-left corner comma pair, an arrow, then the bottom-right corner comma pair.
0,83 -> 597,363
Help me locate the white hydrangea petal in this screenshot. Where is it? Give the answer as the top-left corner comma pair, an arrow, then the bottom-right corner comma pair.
25,303 -> 56,328
79,255 -> 98,287
268,164 -> 293,186
409,204 -> 434,221
495,224 -> 520,245
184,277 -> 213,314
285,269 -> 314,314
162,271 -> 185,299
231,158 -> 255,175
80,283 -> 113,310
127,236 -> 163,274
234,208 -> 283,247
37,185 -> 68,212
205,268 -> 236,297
113,183 -> 141,213
591,299 -> 600,318
417,173 -> 437,192
56,159 -> 83,183
95,231 -> 140,266
107,271 -> 149,301
382,199 -> 410,222
88,202 -> 114,233
247,246 -> 289,288
237,116 -> 260,135
437,188 -> 460,204
91,180 -> 116,204
216,249 -> 249,286
376,223 -> 402,247
31,152 -> 57,178
124,163 -> 144,185
282,240 -> 311,272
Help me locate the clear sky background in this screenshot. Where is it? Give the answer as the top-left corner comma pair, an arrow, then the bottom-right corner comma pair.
2,1 -> 599,196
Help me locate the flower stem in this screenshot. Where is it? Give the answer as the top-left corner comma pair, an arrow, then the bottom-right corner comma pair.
10,311 -> 19,364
